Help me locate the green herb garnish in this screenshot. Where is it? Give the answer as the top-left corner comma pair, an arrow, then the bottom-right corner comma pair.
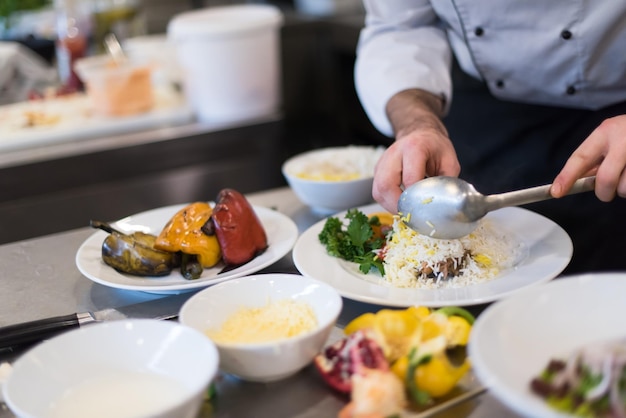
318,209 -> 386,275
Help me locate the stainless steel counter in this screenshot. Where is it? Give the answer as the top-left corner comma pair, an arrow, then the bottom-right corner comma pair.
0,186 -> 523,418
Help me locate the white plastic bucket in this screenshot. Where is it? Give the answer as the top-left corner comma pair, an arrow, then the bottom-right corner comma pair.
167,5 -> 283,123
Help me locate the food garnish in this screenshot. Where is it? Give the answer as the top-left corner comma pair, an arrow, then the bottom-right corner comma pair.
316,306 -> 475,417
318,209 -> 389,275
530,338 -> 626,417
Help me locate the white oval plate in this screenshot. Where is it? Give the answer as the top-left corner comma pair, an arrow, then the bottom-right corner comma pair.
76,203 -> 298,294
292,203 -> 572,307
468,273 -> 626,418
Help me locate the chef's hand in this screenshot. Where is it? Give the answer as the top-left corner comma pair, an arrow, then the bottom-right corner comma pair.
551,114 -> 626,201
373,89 -> 460,213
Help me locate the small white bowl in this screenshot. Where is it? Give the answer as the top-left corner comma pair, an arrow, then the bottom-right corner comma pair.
282,145 -> 384,214
469,272 -> 626,418
179,273 -> 343,382
3,319 -> 219,418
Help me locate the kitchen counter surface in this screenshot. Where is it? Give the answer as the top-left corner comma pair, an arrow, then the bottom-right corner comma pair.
0,186 -> 523,418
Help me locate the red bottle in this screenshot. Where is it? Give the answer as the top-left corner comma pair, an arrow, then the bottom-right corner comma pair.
55,0 -> 90,92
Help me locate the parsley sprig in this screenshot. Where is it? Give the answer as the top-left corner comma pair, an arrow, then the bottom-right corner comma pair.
318,209 -> 386,275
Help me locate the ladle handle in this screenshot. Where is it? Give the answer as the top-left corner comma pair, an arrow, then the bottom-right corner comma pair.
484,176 -> 596,211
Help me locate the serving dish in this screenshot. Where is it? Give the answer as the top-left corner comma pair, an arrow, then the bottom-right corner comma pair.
281,145 -> 383,214
292,203 -> 572,307
76,203 -> 298,294
179,273 -> 342,382
468,273 -> 626,418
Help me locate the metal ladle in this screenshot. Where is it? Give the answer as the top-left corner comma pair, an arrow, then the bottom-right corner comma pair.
397,176 -> 596,239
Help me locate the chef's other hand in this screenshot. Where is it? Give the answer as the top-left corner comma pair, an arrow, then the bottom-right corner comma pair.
552,114 -> 626,202
373,89 -> 460,213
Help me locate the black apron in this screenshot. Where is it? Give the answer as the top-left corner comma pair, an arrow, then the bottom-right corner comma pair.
444,62 -> 626,274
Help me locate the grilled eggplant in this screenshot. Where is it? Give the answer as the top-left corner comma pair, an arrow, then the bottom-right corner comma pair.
91,220 -> 179,276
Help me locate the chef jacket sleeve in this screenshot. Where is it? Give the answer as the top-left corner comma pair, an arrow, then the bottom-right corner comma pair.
354,0 -> 453,137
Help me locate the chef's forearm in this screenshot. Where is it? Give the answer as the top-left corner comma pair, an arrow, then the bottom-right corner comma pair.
385,88 -> 448,138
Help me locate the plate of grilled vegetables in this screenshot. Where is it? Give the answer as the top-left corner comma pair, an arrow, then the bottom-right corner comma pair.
75,188 -> 298,293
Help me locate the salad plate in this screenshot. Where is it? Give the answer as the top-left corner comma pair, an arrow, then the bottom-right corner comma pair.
292,203 -> 572,307
76,203 -> 298,294
468,273 -> 626,418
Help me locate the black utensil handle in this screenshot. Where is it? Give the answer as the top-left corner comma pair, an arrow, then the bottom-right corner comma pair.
0,313 -> 80,350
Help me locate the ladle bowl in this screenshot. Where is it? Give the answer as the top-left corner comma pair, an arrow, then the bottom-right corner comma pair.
398,176 -> 596,239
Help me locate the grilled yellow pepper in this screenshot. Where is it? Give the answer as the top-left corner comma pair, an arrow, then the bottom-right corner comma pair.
155,202 -> 221,268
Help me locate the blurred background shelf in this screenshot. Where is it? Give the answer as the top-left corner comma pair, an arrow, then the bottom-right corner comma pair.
0,0 -> 390,245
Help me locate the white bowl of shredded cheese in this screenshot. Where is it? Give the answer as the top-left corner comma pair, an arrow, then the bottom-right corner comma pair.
179,273 -> 343,382
282,145 -> 385,214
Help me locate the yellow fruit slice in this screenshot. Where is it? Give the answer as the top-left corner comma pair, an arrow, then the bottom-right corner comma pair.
444,316 -> 472,347
374,309 -> 421,362
415,355 -> 471,398
392,339 -> 469,400
420,314 -> 446,342
407,306 -> 431,320
344,312 -> 376,336
391,355 -> 409,382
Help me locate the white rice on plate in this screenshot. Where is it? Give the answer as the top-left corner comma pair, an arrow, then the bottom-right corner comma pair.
382,217 -> 525,289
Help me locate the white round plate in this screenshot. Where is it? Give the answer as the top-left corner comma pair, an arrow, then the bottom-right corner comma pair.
76,204 -> 298,294
292,203 -> 572,307
468,273 -> 626,418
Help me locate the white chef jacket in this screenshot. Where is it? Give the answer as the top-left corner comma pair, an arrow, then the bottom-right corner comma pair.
355,0 -> 626,137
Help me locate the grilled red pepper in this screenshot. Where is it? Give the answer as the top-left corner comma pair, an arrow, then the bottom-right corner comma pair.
211,188 -> 268,266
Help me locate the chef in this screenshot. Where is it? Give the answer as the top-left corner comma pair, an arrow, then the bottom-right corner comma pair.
354,0 -> 626,273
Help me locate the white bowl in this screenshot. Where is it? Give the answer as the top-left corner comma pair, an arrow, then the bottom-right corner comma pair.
3,319 -> 219,418
282,145 -> 384,214
468,273 -> 626,418
179,273 -> 343,382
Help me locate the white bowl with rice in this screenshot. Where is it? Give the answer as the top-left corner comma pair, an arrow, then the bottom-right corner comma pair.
282,145 -> 385,214
179,273 -> 342,382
